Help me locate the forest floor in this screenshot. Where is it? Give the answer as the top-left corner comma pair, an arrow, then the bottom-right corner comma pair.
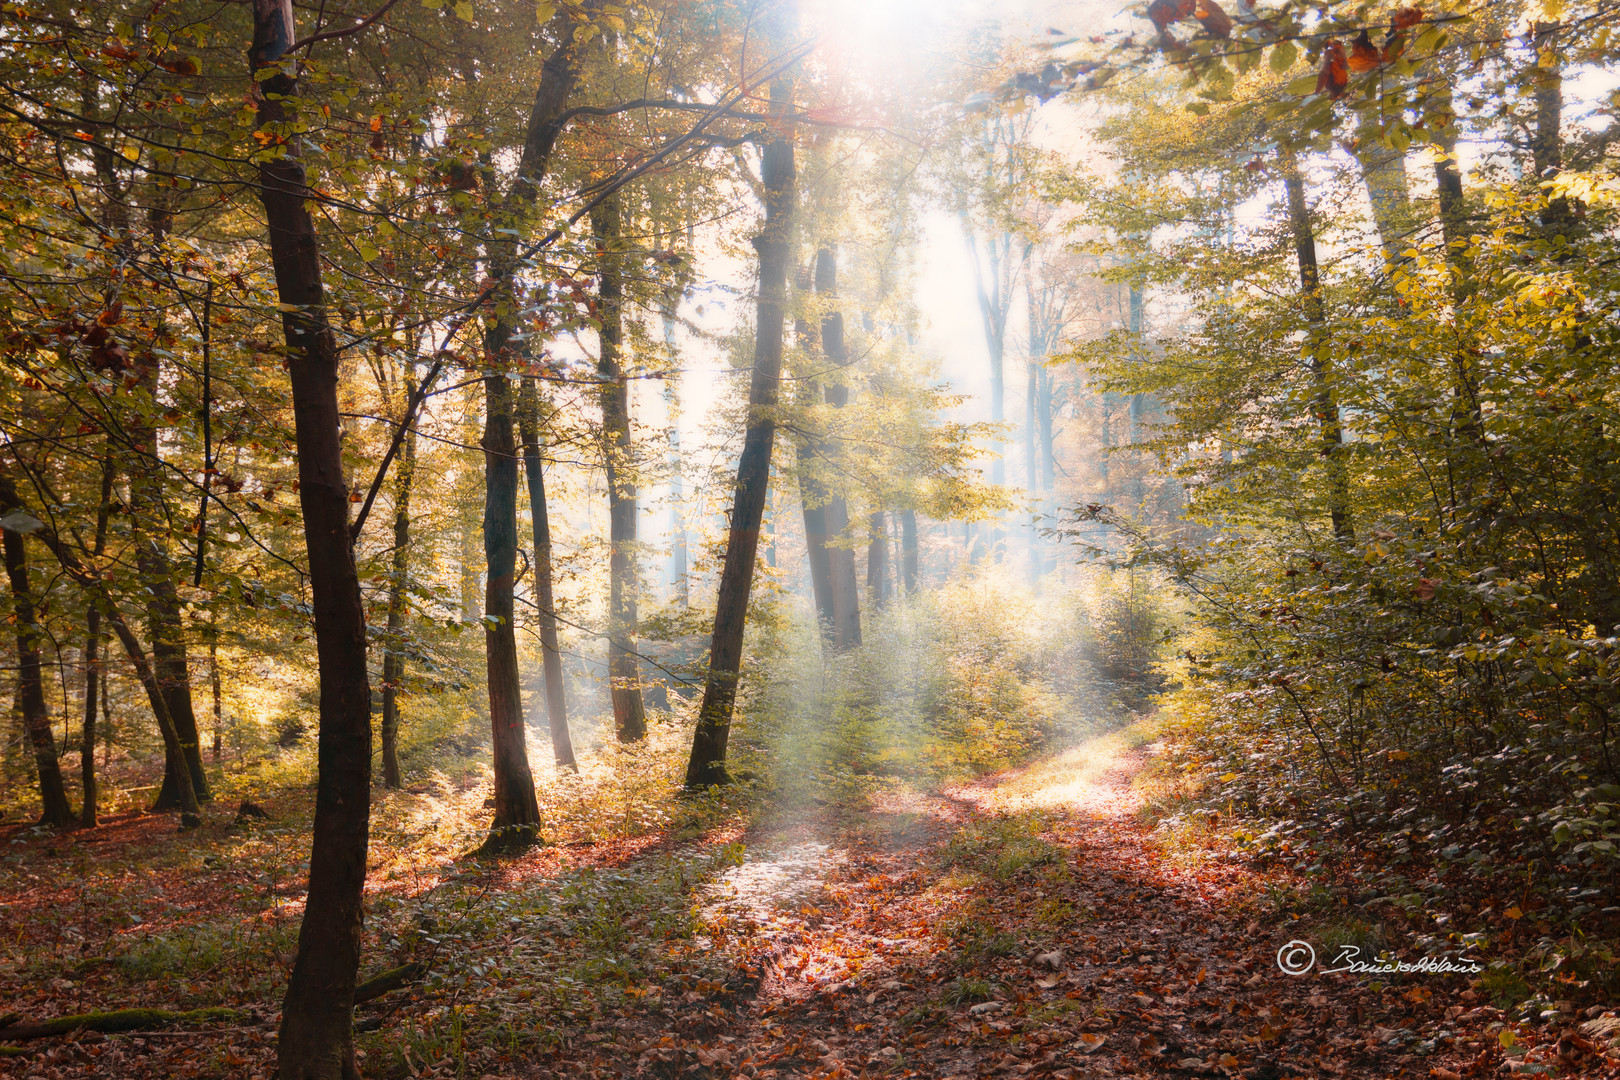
2,729 -> 1618,1079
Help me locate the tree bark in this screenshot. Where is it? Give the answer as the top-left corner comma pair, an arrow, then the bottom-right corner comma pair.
685,30 -> 796,789
592,193 -> 647,741
380,361 -> 416,790
866,511 -> 890,606
129,358 -> 208,811
899,509 -> 918,595
518,378 -> 575,771
480,374 -> 542,848
4,529 -> 73,827
1282,153 -> 1353,541
80,456 -> 115,827
1531,20 -> 1569,232
815,248 -> 861,651
248,2 -> 374,1074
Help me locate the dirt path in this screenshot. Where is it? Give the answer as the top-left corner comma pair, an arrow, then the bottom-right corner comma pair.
571,732 -> 1560,1079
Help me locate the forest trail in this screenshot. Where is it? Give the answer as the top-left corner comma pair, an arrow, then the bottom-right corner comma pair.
571,733 -> 1522,1080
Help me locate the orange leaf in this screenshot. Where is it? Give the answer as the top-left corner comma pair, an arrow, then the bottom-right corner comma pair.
1145,0 -> 1195,33
1315,38 -> 1349,98
1349,30 -> 1381,73
1391,6 -> 1424,31
1194,0 -> 1231,38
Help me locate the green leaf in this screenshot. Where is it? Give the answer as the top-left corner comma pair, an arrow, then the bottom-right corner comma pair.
453,0 -> 473,21
1185,102 -> 1210,115
534,0 -> 555,22
1268,41 -> 1297,73
1286,72 -> 1319,97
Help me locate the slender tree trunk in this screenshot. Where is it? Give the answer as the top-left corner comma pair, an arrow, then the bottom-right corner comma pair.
966,226 -> 1006,489
684,29 -> 796,789
128,356 -> 208,811
900,509 -> 918,595
209,620 -> 223,762
1531,20 -> 1569,233
1282,153 -> 1353,541
519,379 -> 575,771
4,530 -> 73,827
1345,118 -> 1413,268
380,362 -> 416,790
80,456 -> 115,827
815,248 -> 861,651
480,374 -> 542,847
248,3 -> 374,1073
592,194 -> 647,741
475,15 -> 582,842
866,511 -> 890,606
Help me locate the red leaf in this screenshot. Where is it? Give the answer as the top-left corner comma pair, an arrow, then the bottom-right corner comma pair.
1315,39 -> 1349,98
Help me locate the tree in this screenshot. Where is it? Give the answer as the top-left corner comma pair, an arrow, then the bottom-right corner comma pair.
592,193 -> 648,741
247,0 -> 376,1072
686,3 -> 798,789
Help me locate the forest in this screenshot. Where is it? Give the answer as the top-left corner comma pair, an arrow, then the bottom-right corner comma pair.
2,0 -> 1619,1076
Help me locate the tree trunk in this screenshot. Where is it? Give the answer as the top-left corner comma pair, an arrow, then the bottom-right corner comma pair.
518,378 -> 575,771
1531,20 -> 1570,233
480,374 -> 542,848
380,362 -> 416,790
966,226 -> 1006,489
248,2 -> 374,1074
129,357 -> 208,812
866,511 -> 890,606
900,509 -> 919,595
684,31 -> 796,789
209,620 -> 223,762
80,456 -> 115,827
592,194 -> 647,742
815,248 -> 861,651
1282,153 -> 1353,541
4,529 -> 73,827
475,13 -> 582,841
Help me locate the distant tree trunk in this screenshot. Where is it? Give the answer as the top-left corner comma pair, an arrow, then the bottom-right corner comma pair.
518,379 -> 575,771
966,226 -> 1007,489
1281,153 -> 1353,541
592,194 -> 647,742
899,509 -> 919,595
128,357 -> 208,812
1037,365 -> 1055,496
798,451 -> 835,633
1351,138 -> 1412,266
794,297 -> 835,641
459,511 -> 482,622
816,248 -> 861,651
684,34 -> 796,790
1531,20 -> 1569,233
4,529 -> 73,828
248,0 -> 375,1073
208,619 -> 223,762
81,455 -> 115,827
866,511 -> 890,606
380,362 -> 416,790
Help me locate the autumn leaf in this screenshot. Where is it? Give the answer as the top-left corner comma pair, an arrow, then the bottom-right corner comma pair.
1145,0 -> 1195,34
1315,38 -> 1349,98
1194,0 -> 1231,39
1349,30 -> 1381,73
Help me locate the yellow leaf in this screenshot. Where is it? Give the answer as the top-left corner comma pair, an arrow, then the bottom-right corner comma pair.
453,0 -> 473,21
534,0 -> 555,21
